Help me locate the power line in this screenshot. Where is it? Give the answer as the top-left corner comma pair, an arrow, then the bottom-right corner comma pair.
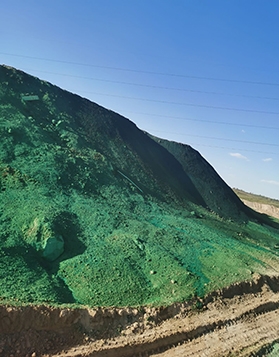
147,129 -> 279,148
9,65 -> 279,127
177,142 -> 278,156
2,51 -> 279,87
6,61 -> 278,115
84,91 -> 279,115
147,129 -> 279,154
1,63 -> 278,157
2,59 -> 279,147
119,110 -> 279,130
18,67 -> 279,102
16,67 -> 279,127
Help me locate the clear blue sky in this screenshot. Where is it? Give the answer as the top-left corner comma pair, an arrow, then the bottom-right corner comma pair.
1,0 -> 279,199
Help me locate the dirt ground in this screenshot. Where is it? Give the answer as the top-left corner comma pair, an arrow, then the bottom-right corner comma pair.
1,273 -> 279,357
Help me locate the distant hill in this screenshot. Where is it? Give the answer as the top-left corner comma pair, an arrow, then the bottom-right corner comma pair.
234,189 -> 279,220
1,65 -> 279,308
233,189 -> 279,208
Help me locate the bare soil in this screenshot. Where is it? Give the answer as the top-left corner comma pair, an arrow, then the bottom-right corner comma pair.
1,273 -> 279,357
242,200 -> 279,220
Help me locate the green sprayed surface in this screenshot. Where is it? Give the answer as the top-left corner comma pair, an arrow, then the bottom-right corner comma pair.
266,343 -> 279,357
1,65 -> 279,308
1,181 -> 279,307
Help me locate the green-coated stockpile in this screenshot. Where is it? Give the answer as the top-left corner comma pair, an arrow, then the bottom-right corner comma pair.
1,65 -> 279,307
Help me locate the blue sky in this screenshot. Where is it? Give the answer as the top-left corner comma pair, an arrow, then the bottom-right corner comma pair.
1,1 -> 279,199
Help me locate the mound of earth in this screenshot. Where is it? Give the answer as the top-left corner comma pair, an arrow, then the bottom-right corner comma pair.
0,64 -> 279,310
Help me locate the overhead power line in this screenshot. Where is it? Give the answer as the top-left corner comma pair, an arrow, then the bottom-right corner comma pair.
2,56 -> 279,145
2,51 -> 279,86
5,61 -> 279,115
6,64 -> 279,130
1,58 -> 278,156
18,67 -> 279,102
85,91 -> 279,115
119,110 -> 279,130
147,130 -> 279,148
177,142 -> 278,156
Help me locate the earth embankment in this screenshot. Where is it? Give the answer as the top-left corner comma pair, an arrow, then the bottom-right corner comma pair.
1,274 -> 279,357
242,200 -> 279,220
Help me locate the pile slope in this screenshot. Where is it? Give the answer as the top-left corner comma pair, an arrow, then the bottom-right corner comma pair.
0,65 -> 279,307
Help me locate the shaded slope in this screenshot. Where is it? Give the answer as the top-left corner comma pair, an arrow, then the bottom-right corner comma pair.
77,104 -> 207,206
150,136 -> 257,221
1,65 -> 279,307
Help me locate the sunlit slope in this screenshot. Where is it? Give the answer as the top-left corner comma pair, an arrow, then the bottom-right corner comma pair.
1,65 -> 279,307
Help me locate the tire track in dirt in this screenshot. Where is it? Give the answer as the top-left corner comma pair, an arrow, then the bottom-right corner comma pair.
2,274 -> 279,357
153,309 -> 279,357
54,283 -> 279,357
